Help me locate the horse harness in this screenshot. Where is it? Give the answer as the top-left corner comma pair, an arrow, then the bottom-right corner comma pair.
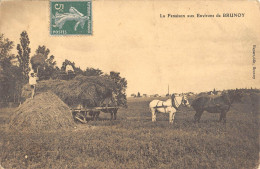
154,98 -> 181,113
175,97 -> 181,107
209,96 -> 222,107
181,96 -> 187,106
155,101 -> 167,113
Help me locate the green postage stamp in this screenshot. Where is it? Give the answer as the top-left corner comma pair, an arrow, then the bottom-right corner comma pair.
50,0 -> 92,35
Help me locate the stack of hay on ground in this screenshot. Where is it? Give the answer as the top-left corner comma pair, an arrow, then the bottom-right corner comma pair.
22,75 -> 117,107
10,92 -> 75,132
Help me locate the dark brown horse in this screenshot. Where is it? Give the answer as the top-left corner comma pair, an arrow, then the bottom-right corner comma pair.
100,108 -> 119,120
93,96 -> 118,120
191,90 -> 242,123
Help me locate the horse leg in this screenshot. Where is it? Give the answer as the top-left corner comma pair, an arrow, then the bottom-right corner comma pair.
197,111 -> 203,123
169,111 -> 173,124
90,111 -> 95,121
151,108 -> 156,122
194,110 -> 203,123
219,113 -> 223,122
113,110 -> 117,120
96,111 -> 100,121
222,112 -> 227,124
172,111 -> 176,122
110,112 -> 113,120
93,112 -> 97,121
169,111 -> 175,124
194,111 -> 200,123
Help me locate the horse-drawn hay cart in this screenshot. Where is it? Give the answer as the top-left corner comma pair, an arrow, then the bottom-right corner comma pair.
71,105 -> 119,123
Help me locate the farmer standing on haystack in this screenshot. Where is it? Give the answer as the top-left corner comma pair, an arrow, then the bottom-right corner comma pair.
29,71 -> 38,99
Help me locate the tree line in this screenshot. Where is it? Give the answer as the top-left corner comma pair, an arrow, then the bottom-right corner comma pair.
0,31 -> 127,104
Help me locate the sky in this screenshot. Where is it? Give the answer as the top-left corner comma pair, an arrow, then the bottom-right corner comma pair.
0,0 -> 260,96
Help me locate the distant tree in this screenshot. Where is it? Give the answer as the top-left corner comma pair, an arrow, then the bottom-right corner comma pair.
61,59 -> 84,77
137,92 -> 141,97
0,34 -> 14,61
0,34 -> 13,101
109,71 -> 127,107
16,31 -> 31,80
35,45 -> 50,58
84,67 -> 103,76
131,94 -> 136,97
213,88 -> 217,95
45,55 -> 59,79
74,66 -> 84,75
31,45 -> 57,80
0,34 -> 22,102
31,53 -> 45,73
61,59 -> 76,72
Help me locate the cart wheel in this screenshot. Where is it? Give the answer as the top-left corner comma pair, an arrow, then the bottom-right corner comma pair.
72,111 -> 81,123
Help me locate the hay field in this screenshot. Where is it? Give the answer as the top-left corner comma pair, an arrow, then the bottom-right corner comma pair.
0,96 -> 259,169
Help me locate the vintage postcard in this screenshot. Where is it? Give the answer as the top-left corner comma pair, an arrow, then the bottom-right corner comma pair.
0,0 -> 259,168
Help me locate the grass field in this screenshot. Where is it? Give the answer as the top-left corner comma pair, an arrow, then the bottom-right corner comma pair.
0,96 -> 259,169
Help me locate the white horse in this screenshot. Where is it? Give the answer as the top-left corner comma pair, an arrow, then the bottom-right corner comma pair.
149,96 -> 190,123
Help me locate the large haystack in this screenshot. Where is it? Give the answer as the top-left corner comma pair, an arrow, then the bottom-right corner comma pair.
10,92 -> 75,132
22,75 -> 116,107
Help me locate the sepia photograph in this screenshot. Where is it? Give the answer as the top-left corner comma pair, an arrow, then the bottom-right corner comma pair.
0,0 -> 259,168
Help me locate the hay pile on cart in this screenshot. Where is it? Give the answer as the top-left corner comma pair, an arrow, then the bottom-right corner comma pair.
21,75 -> 118,107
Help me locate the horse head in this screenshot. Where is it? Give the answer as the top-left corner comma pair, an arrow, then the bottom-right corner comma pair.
222,89 -> 243,105
181,96 -> 191,107
230,89 -> 243,103
172,96 -> 191,108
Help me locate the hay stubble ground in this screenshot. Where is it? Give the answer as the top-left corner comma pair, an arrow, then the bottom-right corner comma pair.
0,97 -> 259,169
